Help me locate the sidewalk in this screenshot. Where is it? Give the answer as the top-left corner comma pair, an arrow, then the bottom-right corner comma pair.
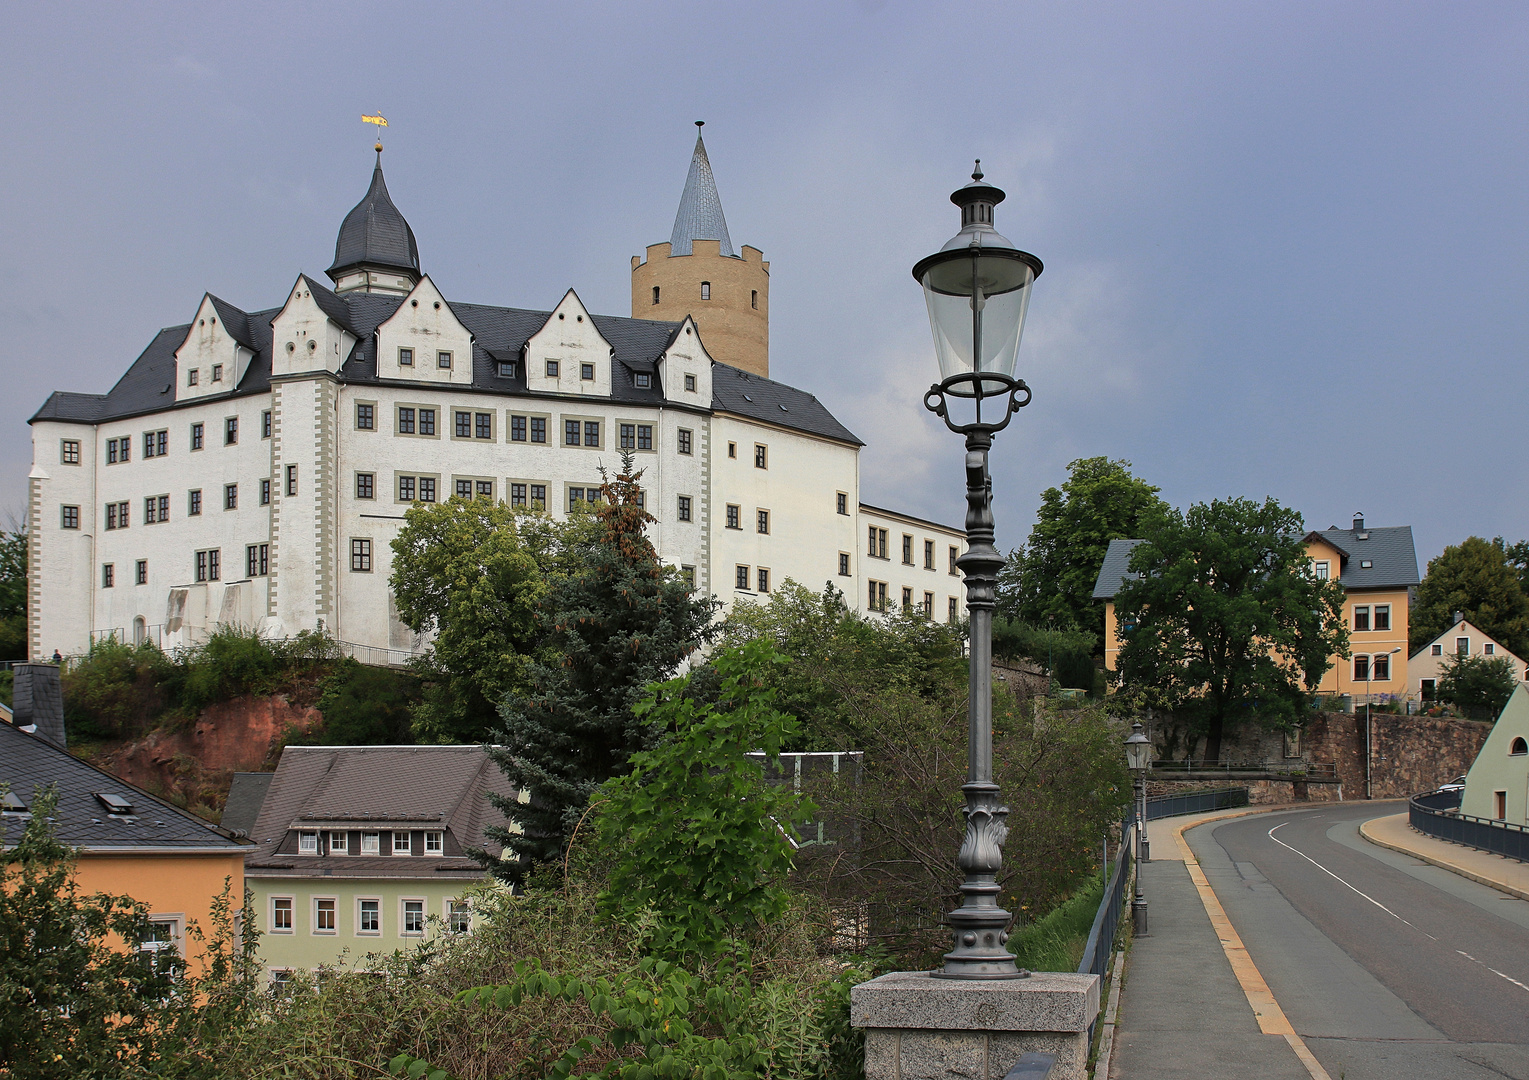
1108,805 -> 1316,1080
1359,811 -> 1529,901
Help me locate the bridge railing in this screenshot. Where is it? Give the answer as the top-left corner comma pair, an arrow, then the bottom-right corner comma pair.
1410,791 -> 1529,863
1151,759 -> 1337,779
1146,787 -> 1249,820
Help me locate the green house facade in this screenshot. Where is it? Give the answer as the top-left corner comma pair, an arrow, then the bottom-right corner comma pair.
227,745 -> 516,978
1461,684 -> 1529,825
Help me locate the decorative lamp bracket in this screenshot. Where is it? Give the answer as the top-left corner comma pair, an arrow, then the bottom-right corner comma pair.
924,373 -> 1031,435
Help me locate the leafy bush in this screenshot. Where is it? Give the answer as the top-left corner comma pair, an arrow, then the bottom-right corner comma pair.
294,657 -> 420,745
1006,877 -> 1104,973
61,637 -> 176,741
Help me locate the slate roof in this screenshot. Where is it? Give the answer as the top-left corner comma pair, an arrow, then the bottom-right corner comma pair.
244,746 -> 515,880
327,156 -> 421,279
1091,538 -> 1145,600
1310,525 -> 1420,590
28,290 -> 861,446
0,721 -> 248,853
670,130 -> 736,258
220,772 -> 274,837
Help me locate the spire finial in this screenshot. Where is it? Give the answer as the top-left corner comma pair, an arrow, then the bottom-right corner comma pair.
375,141 -> 383,155
362,112 -> 388,157
972,159 -> 983,182
696,120 -> 705,129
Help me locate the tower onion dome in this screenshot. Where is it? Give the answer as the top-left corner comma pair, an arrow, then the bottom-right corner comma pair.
327,154 -> 421,280
669,123 -> 736,257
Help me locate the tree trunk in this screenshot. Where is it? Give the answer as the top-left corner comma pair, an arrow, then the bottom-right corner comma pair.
1203,715 -> 1225,764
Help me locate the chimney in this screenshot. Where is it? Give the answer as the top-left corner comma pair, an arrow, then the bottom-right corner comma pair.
1454,611 -> 1464,628
1352,512 -> 1365,532
12,664 -> 65,748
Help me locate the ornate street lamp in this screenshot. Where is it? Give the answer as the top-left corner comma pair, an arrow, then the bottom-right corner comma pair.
918,163 -> 1043,980
1125,720 -> 1151,935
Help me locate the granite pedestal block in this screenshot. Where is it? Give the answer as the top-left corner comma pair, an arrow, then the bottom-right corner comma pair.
851,970 -> 1100,1080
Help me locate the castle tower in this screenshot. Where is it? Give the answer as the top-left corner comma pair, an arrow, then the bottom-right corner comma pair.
632,124 -> 769,377
327,148 -> 421,297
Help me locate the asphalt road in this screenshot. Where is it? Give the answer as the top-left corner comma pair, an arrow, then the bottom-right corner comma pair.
1193,802 -> 1529,1080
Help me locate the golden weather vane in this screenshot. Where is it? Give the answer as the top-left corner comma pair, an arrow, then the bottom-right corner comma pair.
362,112 -> 388,152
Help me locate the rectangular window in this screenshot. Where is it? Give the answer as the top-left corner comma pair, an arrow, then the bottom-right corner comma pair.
568,487 -> 587,512
286,465 -> 297,497
635,372 -> 651,389
190,423 -> 204,450
581,362 -> 595,381
837,492 -> 848,515
757,567 -> 771,593
684,374 -> 696,392
259,479 -> 270,506
728,442 -> 737,458
419,409 -> 435,436
455,479 -> 473,498
187,368 -> 199,386
620,423 -> 636,449
419,477 -> 436,502
398,407 -> 415,434
61,439 -> 80,464
350,539 -> 372,572
868,525 -> 877,556
403,900 -> 424,935
678,495 -> 692,522
736,565 -> 750,590
314,899 -> 336,933
356,473 -> 374,499
681,565 -> 695,589
529,484 -> 546,508
247,544 -> 269,578
637,424 -> 653,450
1421,678 -> 1437,699
701,281 -> 711,300
678,429 -> 692,455
508,415 -> 527,442
476,412 -> 492,440
902,587 -> 913,609
136,559 -> 147,585
359,899 -> 380,934
448,900 -> 471,934
869,581 -> 887,611
839,553 -> 850,576
186,490 -> 201,515
1432,643 -> 1443,656
565,419 -> 580,446
584,421 -> 600,447
144,497 -> 155,524
272,898 -> 293,932
726,504 -> 740,529
393,831 -> 411,855
1373,653 -> 1391,681
262,410 -> 272,439
356,404 -> 374,430
1457,637 -> 1470,655
530,417 -> 547,444
299,832 -> 318,855
752,290 -> 758,309
949,546 -> 959,575
757,509 -> 770,534
61,505 -> 79,530
498,360 -> 516,378
424,832 -> 443,855
224,483 -> 238,510
949,597 -> 959,623
923,592 -> 934,617
102,563 -> 114,588
399,347 -> 413,367
1373,604 -> 1391,631
754,444 -> 767,469
225,417 -> 238,445
510,483 -> 527,507
1353,605 -> 1370,631
1353,655 -> 1370,681
1485,642 -> 1496,656
925,540 -> 935,570
194,549 -> 221,583
1496,791 -> 1508,819
902,535 -> 913,565
456,411 -> 472,438
329,831 -> 348,855
546,359 -> 560,377
361,833 -> 380,855
437,350 -> 452,369
211,363 -> 223,383
115,499 -> 129,528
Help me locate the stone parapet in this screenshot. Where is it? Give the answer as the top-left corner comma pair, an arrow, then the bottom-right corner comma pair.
852,970 -> 1099,1080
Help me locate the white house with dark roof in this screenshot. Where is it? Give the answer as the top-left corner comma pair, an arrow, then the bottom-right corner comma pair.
25,136 -> 965,661
1409,615 -> 1529,702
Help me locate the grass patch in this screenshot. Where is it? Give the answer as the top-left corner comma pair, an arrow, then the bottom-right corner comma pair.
1008,877 -> 1105,972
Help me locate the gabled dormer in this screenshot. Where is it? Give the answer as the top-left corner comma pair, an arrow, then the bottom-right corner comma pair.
269,276 -> 357,379
373,276 -> 474,386
657,315 -> 713,405
525,290 -> 614,398
174,294 -> 256,401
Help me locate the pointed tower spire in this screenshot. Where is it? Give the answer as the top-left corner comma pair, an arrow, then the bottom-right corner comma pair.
670,121 -> 737,258
327,151 -> 421,296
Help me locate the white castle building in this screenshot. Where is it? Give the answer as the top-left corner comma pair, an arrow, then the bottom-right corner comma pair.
25,133 -> 965,662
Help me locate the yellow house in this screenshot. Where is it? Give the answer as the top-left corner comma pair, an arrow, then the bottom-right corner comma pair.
1,717 -> 249,970
1093,514 -> 1420,704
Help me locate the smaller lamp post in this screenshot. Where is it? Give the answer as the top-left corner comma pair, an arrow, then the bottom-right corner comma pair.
1125,720 -> 1152,936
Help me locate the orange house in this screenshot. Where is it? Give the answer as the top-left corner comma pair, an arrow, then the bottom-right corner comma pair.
1093,513 -> 1419,705
2,718 -> 248,970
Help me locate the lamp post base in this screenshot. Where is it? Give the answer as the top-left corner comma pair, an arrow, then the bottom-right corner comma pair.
1132,897 -> 1149,937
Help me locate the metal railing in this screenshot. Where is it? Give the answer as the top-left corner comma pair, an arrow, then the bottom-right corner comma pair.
1146,787 -> 1249,820
1150,759 -> 1337,779
1410,791 -> 1529,863
1079,820 -> 1133,982
333,639 -> 425,668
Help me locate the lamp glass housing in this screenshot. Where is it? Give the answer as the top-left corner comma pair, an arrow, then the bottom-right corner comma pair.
1125,727 -> 1152,773
920,247 -> 1035,398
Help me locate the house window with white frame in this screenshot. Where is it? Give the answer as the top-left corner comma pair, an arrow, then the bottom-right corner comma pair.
298,831 -> 319,855
271,897 -> 294,933
329,831 -> 348,855
314,898 -> 336,934
448,900 -> 471,934
402,900 -> 425,935
393,831 -> 411,855
361,833 -> 380,855
424,831 -> 443,855
358,899 -> 380,934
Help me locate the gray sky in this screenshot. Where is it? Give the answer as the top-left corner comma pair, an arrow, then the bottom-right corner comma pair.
4,2 -> 1526,568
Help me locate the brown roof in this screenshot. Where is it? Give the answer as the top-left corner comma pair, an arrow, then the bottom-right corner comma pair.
245,746 -> 516,878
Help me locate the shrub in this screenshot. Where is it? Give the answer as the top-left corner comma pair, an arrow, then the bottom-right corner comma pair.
1006,877 -> 1104,973
297,657 -> 419,745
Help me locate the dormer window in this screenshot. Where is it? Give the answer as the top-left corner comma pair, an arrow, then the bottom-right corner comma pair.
298,831 -> 319,855
635,373 -> 651,389
95,793 -> 133,815
3,792 -> 27,813
329,831 -> 348,854
497,361 -> 516,378
393,831 -> 411,855
361,832 -> 380,854
425,831 -> 443,855
187,369 -> 199,386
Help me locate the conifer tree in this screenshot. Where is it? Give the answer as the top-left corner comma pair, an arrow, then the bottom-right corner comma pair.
480,453 -> 718,877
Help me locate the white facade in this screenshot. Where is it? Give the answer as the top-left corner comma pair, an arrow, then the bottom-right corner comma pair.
1409,617 -> 1529,701
26,159 -> 965,662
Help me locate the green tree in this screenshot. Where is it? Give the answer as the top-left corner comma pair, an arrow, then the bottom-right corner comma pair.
1412,537 -> 1529,658
1436,653 -> 1520,719
390,497 -> 563,743
997,457 -> 1169,647
484,455 -> 718,876
1114,497 -> 1348,762
0,525 -> 27,661
0,787 -> 180,1078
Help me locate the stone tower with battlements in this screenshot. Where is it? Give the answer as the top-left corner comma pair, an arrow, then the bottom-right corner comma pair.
632,125 -> 769,377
